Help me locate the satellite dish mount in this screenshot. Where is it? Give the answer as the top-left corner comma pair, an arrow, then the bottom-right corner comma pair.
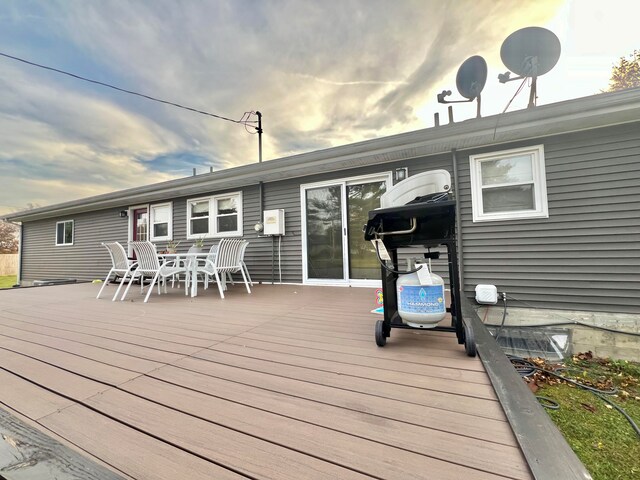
498,27 -> 561,108
437,55 -> 487,119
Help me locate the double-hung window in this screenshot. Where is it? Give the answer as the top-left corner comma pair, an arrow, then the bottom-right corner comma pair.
469,145 -> 548,222
187,192 -> 242,238
56,220 -> 74,246
150,203 -> 172,241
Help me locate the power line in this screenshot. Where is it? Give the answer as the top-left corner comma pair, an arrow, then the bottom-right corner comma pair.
0,51 -> 257,125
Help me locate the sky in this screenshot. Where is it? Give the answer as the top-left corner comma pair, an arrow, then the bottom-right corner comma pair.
0,0 -> 638,216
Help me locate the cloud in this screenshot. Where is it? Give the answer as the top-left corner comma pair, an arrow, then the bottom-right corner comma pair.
0,0 -> 566,215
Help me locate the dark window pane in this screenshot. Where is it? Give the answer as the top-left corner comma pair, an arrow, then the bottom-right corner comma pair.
305,185 -> 343,279
191,218 -> 209,235
57,223 -> 64,244
64,222 -> 73,244
217,216 -> 238,232
154,223 -> 168,237
483,185 -> 535,213
347,181 -> 386,280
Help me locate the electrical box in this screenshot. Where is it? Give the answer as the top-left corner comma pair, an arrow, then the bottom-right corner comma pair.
263,209 -> 285,235
475,284 -> 498,305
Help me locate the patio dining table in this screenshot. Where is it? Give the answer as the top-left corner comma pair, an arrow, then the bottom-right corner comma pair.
159,252 -> 214,298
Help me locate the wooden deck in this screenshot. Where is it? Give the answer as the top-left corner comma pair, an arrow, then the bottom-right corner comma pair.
0,282 -> 532,480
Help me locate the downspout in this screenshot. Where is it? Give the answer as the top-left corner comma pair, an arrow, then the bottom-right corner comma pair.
7,220 -> 22,286
451,149 -> 464,291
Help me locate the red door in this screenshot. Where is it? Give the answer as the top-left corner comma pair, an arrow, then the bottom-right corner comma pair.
133,208 -> 149,241
131,208 -> 148,259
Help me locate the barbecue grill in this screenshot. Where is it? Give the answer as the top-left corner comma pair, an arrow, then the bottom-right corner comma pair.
364,171 -> 476,356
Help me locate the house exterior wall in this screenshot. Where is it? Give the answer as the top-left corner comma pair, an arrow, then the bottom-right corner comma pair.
21,207 -> 128,282
19,121 -> 640,314
457,122 -> 640,313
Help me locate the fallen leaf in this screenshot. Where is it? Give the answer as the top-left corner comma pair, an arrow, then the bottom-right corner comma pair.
580,403 -> 596,413
605,404 -> 613,409
528,382 -> 539,394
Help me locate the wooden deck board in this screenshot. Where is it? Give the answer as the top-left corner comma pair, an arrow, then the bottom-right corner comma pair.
220,335 -> 491,383
192,346 -> 499,401
40,405 -> 246,480
0,317 -> 187,363
118,375 -> 529,480
0,283 -> 532,479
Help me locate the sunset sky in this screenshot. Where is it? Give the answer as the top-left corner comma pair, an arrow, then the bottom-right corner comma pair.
1,0 -> 638,215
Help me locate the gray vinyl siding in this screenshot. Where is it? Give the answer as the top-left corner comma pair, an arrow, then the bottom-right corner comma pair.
18,121 -> 640,315
457,122 -> 640,314
21,208 -> 128,282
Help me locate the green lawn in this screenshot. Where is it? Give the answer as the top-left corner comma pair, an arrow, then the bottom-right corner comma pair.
533,355 -> 640,480
0,275 -> 17,289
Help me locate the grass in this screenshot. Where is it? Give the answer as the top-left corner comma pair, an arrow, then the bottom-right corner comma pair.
0,275 -> 17,289
531,354 -> 640,480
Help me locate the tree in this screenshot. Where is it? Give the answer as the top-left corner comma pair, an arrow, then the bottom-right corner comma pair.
0,221 -> 19,253
606,49 -> 640,92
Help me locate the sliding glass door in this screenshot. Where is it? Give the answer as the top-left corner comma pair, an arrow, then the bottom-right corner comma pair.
302,173 -> 390,285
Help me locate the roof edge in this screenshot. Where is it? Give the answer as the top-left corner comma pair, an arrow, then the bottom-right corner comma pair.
5,87 -> 640,222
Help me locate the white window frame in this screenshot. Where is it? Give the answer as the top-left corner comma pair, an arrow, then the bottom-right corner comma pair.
186,192 -> 243,239
469,145 -> 549,222
149,202 -> 173,242
55,220 -> 74,246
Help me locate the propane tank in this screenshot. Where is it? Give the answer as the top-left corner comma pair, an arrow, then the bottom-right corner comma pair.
396,260 -> 446,328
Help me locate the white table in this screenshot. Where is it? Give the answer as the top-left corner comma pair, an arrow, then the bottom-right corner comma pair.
159,252 -> 212,297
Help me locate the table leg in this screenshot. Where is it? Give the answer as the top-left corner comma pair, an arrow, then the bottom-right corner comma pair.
191,259 -> 197,297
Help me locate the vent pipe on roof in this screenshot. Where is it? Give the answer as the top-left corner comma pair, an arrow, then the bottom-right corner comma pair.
192,168 -> 196,176
256,111 -> 263,163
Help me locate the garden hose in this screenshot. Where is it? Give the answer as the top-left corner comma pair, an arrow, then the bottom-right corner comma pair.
508,355 -> 640,438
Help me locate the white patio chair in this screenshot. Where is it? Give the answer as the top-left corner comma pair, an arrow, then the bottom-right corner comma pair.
96,242 -> 138,301
198,243 -> 219,291
225,240 -> 253,287
120,241 -> 188,303
196,238 -> 251,299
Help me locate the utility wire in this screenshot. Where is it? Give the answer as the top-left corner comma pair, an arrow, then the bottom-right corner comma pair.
0,51 -> 257,125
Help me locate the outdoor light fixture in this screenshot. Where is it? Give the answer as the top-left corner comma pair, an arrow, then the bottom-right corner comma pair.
394,168 -> 408,184
119,210 -> 128,218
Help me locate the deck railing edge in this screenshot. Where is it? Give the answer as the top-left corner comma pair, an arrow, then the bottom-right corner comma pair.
461,296 -> 593,480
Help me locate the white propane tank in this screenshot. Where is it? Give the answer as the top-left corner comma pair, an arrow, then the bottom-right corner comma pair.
396,261 -> 446,328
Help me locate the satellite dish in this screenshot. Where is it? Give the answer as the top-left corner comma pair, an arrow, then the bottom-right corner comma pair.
437,55 -> 488,119
456,55 -> 488,100
501,27 -> 561,77
498,27 -> 561,108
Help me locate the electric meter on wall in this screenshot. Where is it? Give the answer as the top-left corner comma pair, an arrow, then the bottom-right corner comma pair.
263,209 -> 285,235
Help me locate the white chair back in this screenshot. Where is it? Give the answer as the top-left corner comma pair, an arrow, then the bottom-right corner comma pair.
238,240 -> 249,263
215,239 -> 241,272
130,241 -> 161,272
102,242 -> 130,270
206,243 -> 219,263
